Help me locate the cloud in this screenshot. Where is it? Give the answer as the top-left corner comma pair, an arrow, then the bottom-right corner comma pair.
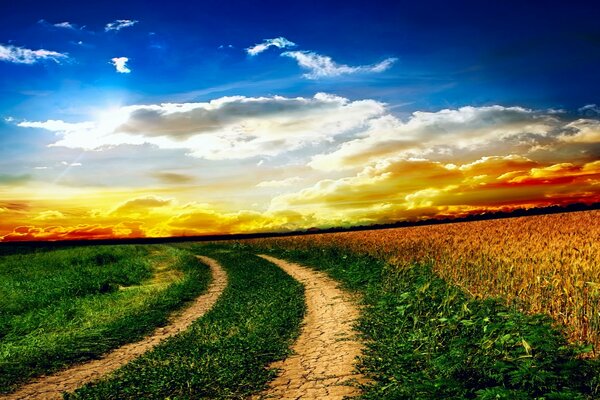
11,96 -> 600,235
246,37 -> 296,56
54,21 -> 75,29
19,93 -> 385,160
308,105 -> 600,171
0,174 -> 31,185
272,159 -> 463,211
34,210 -> 66,220
281,51 -> 397,78
110,195 -> 173,215
0,223 -> 142,242
579,104 -> 600,116
61,161 -> 82,167
270,157 -> 600,225
15,96 -> 600,171
105,19 -> 138,32
38,19 -> 80,30
0,44 -> 68,64
256,177 -> 304,188
151,172 -> 196,184
559,119 -> 600,144
18,119 -> 94,131
111,57 -> 131,73
164,205 -> 316,235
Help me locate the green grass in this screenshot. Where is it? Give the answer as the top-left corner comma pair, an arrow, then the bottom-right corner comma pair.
245,242 -> 600,399
66,244 -> 305,399
0,244 -> 211,394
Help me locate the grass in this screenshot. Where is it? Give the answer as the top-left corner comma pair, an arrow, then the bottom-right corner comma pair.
6,237 -> 596,398
0,244 -> 211,394
247,211 -> 600,348
66,243 -> 305,399
245,242 -> 600,399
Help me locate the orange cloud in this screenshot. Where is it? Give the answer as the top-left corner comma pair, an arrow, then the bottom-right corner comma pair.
3,99 -> 599,242
110,195 -> 174,215
271,157 -> 600,226
0,223 -> 144,242
1,154 -> 598,242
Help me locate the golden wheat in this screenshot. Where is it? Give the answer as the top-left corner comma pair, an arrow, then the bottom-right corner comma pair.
248,210 -> 600,350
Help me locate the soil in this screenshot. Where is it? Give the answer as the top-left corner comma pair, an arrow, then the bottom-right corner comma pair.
253,254 -> 366,400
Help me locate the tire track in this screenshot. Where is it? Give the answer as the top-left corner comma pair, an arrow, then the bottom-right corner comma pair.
2,255 -> 227,400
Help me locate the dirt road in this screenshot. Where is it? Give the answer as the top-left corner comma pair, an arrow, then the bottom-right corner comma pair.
2,255 -> 227,400
255,254 -> 365,400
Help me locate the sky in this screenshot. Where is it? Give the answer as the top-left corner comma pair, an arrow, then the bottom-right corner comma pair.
0,0 -> 599,241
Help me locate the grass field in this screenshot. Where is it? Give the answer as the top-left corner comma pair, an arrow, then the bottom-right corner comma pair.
66,244 -> 305,399
244,237 -> 600,399
2,211 -> 599,398
0,244 -> 211,393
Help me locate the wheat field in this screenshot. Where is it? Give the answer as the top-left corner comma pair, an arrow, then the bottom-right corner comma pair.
249,210 -> 600,350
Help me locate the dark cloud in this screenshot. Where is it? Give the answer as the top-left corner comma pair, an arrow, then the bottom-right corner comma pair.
151,172 -> 196,184
0,174 -> 31,185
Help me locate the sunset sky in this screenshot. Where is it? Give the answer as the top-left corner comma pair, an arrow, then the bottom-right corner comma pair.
1,0 -> 599,241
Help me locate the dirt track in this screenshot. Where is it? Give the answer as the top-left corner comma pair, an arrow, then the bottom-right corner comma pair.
2,255 -> 227,400
254,254 -> 365,400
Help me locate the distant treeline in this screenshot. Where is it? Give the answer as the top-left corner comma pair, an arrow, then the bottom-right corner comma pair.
1,202 -> 598,249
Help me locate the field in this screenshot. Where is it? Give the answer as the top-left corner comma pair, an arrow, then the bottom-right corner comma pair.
0,244 -> 211,393
245,241 -> 600,398
248,210 -> 600,349
1,211 -> 600,399
67,244 -> 305,399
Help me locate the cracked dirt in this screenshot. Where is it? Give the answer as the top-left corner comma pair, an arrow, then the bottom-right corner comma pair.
254,254 -> 366,400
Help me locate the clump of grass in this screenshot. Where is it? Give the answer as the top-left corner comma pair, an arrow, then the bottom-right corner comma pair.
248,243 -> 600,399
67,244 -> 305,399
0,244 -> 210,393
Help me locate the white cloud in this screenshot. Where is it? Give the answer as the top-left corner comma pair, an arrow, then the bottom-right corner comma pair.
54,22 -> 75,29
246,37 -> 296,56
308,105 -> 600,171
61,161 -> 82,167
18,119 -> 94,131
282,51 -> 397,79
39,19 -> 79,30
256,177 -> 304,188
16,93 -> 385,160
0,44 -> 68,64
111,57 -> 131,73
16,95 -> 599,172
105,19 -> 138,32
559,119 -> 600,144
579,104 -> 600,116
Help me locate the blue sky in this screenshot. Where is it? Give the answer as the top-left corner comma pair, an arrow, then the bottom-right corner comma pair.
1,0 -> 599,240
2,0 -> 599,117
